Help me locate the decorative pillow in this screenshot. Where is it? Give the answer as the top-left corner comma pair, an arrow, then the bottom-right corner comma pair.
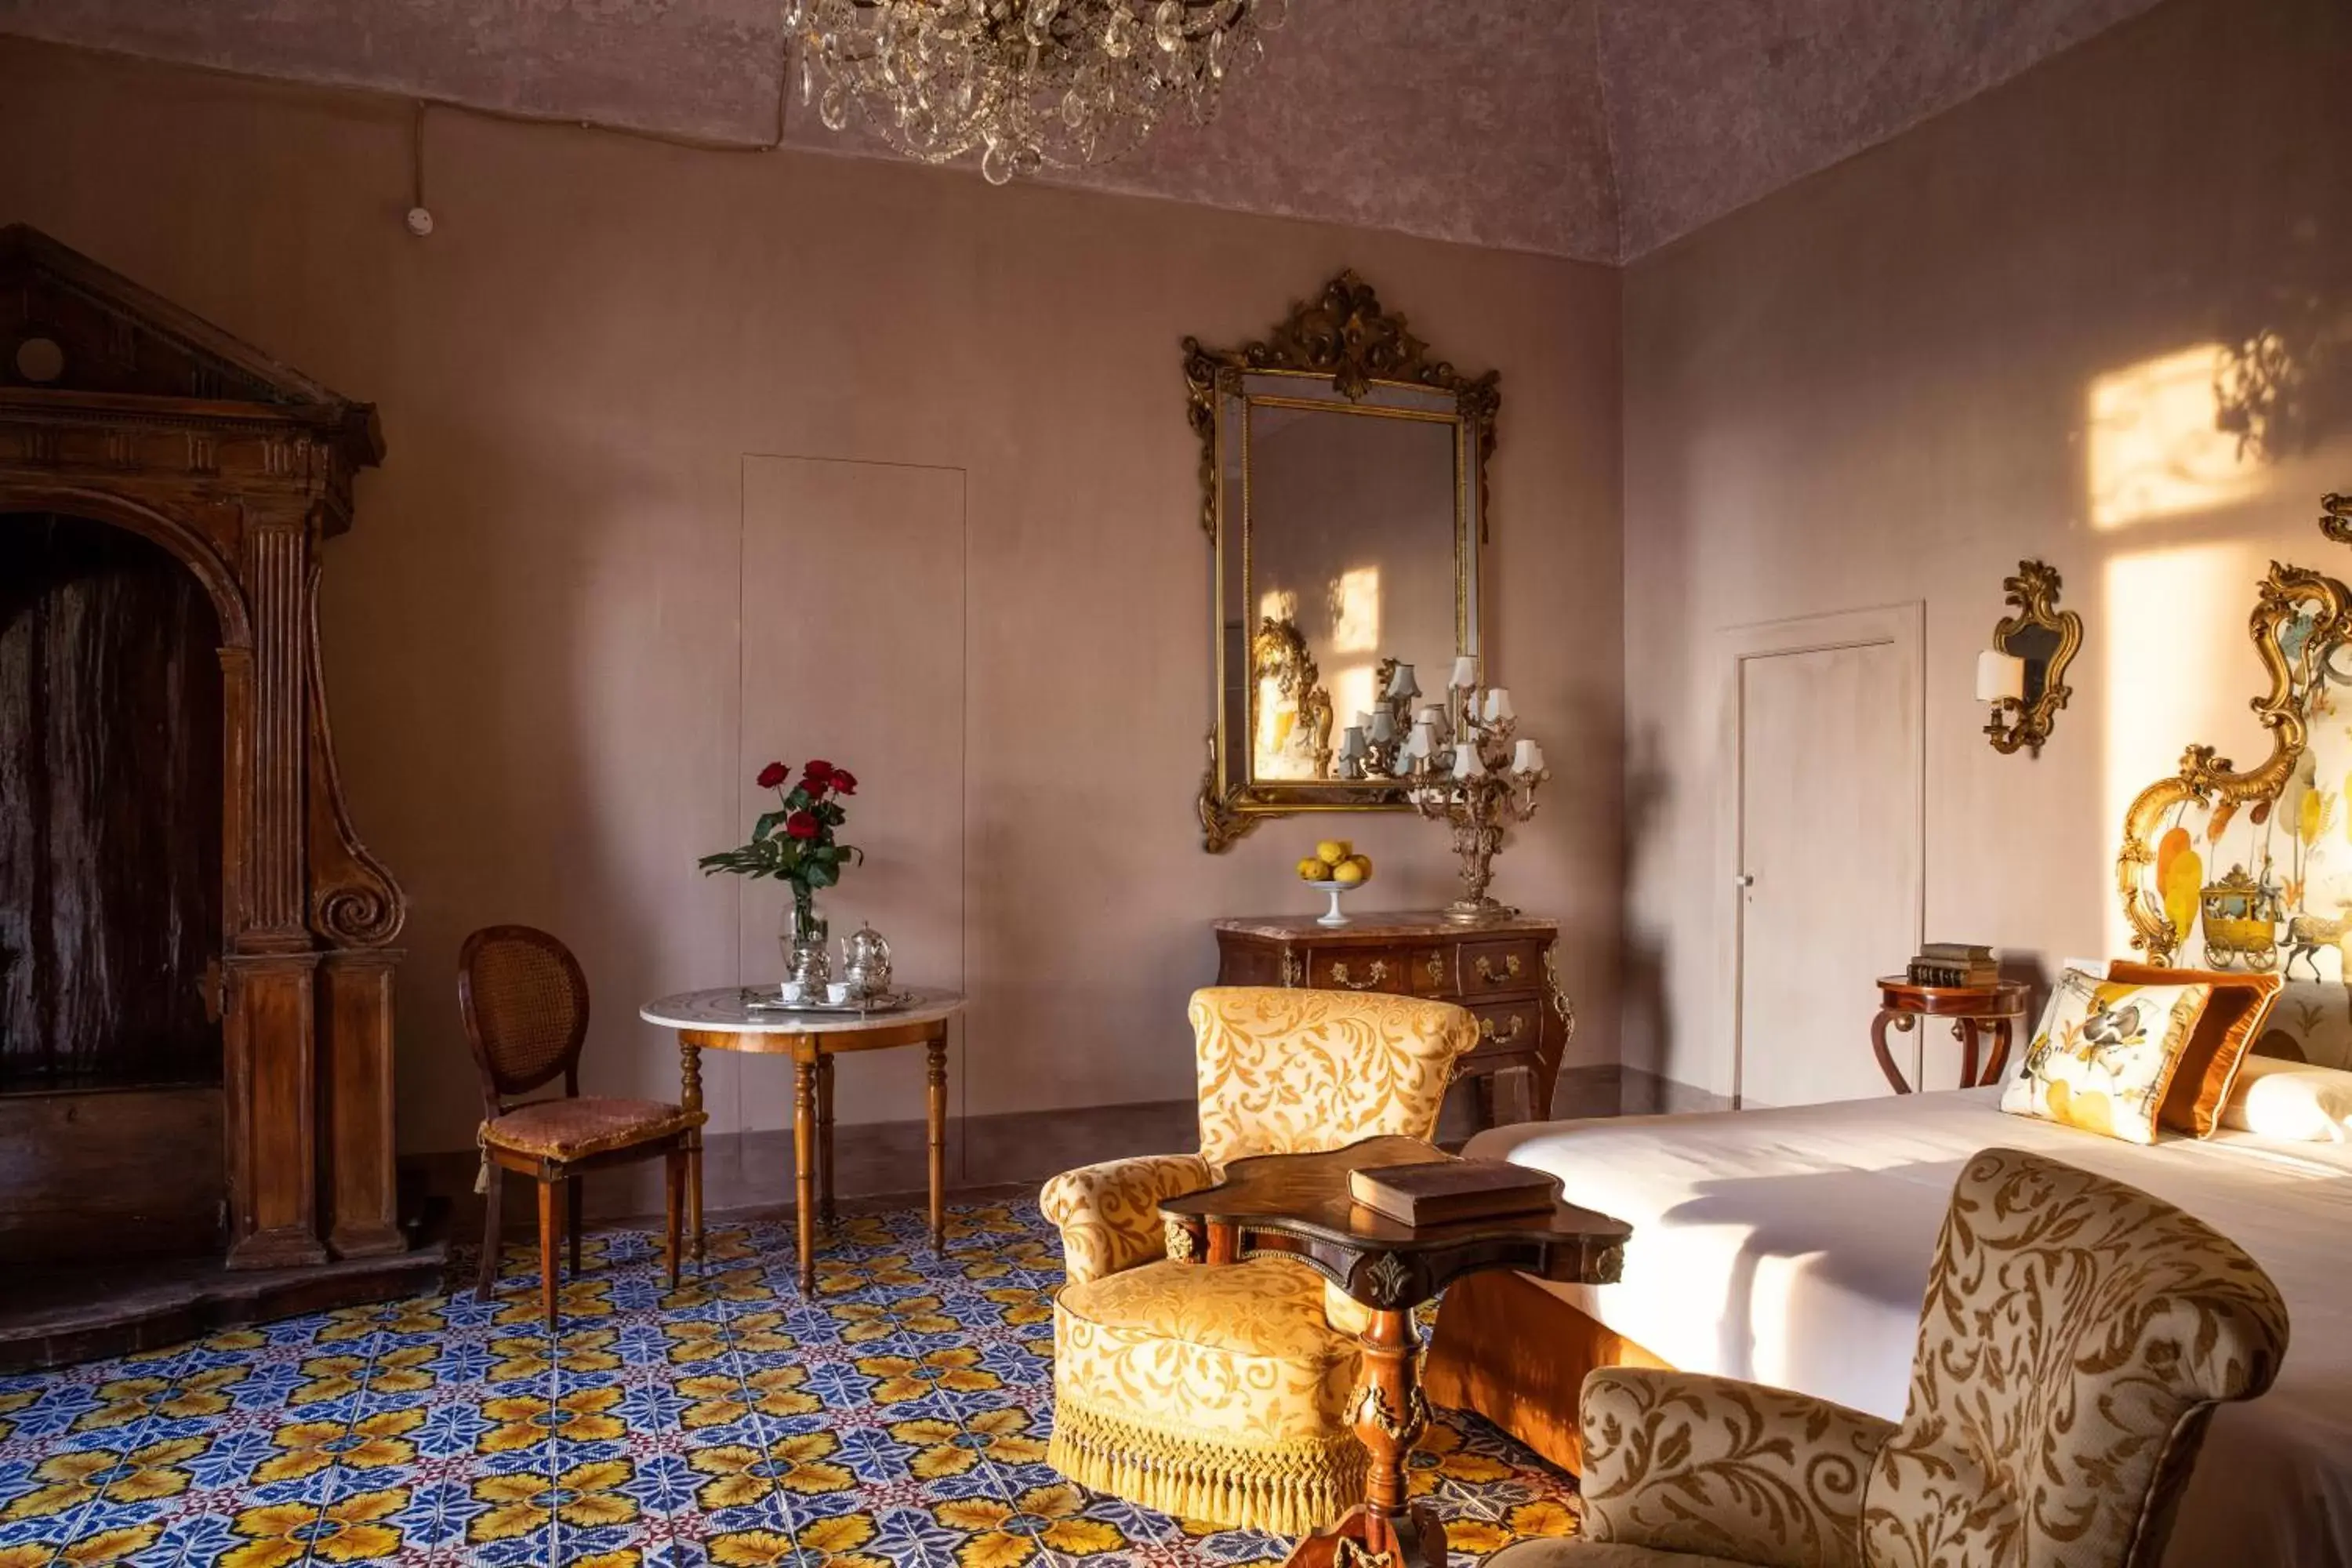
2108,962 -> 2284,1138
2220,1054 -> 2352,1142
2002,967 -> 2212,1144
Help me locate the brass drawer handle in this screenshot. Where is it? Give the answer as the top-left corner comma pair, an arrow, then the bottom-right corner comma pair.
1475,954 -> 1523,984
1328,960 -> 1389,990
1479,1014 -> 1528,1046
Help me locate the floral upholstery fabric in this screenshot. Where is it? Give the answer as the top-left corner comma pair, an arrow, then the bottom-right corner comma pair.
1039,1153 -> 1214,1287
1049,1257 -> 1365,1534
1574,1368 -> 1891,1568
2001,968 -> 2212,1145
481,1097 -> 702,1161
1040,986 -> 1477,1533
1507,1148 -> 2287,1568
1189,986 -> 1477,1167
1862,1147 -> 2288,1567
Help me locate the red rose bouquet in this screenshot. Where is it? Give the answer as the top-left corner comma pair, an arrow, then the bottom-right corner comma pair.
699,757 -> 862,935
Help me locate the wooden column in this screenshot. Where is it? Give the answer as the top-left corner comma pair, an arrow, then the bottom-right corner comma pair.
319,949 -> 404,1257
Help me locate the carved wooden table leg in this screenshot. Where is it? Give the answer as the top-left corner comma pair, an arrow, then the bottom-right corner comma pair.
926,1033 -> 948,1254
1284,1307 -> 1444,1568
793,1054 -> 818,1294
1956,1018 -> 1981,1089
677,1036 -> 705,1265
1977,1014 -> 2016,1086
816,1054 -> 837,1231
1870,1008 -> 1916,1094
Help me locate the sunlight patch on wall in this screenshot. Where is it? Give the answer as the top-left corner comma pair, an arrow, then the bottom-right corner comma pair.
1329,565 -> 1381,653
2101,542 -> 2253,955
2088,345 -> 2262,530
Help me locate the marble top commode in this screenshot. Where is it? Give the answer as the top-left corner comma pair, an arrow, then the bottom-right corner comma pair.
639,985 -> 965,1036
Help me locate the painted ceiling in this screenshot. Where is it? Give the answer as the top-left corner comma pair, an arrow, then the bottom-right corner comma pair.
0,0 -> 2164,261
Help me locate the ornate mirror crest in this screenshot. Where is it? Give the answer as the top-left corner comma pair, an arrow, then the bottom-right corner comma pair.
1189,270 -> 1500,853
2117,492 -> 2352,966
1984,560 -> 2082,755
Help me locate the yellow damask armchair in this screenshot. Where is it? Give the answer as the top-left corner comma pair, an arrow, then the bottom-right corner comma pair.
1042,986 -> 1478,1534
1489,1148 -> 2289,1568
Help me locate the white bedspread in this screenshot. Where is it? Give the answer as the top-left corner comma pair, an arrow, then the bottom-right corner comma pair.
1467,1088 -> 2352,1566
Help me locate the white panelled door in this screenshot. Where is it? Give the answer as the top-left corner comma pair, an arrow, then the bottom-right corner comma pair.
1726,608 -> 1922,1108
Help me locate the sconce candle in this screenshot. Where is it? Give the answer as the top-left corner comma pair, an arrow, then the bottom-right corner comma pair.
1976,649 -> 2026,704
1385,662 -> 1421,702
1512,738 -> 1544,775
1450,656 -> 1480,691
1407,723 -> 1436,760
1369,710 -> 1397,743
1483,687 -> 1514,723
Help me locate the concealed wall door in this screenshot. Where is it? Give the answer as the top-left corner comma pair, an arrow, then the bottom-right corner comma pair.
1722,606 -> 1922,1108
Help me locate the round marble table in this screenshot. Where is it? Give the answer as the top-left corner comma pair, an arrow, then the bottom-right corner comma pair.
640,985 -> 966,1294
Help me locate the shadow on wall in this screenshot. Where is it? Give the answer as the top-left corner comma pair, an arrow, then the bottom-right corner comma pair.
1616,723 -> 1673,1087
379,412 -> 684,1196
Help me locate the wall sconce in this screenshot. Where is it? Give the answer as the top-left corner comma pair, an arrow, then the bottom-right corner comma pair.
1979,559 -> 2082,757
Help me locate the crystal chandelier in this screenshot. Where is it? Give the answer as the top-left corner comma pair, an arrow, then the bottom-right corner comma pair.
785,0 -> 1285,185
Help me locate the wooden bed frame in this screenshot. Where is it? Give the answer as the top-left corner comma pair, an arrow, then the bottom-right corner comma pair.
1424,1268 -> 1671,1472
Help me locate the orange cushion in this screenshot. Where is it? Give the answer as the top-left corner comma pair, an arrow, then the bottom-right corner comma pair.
483,1097 -> 702,1160
2109,962 -> 2282,1137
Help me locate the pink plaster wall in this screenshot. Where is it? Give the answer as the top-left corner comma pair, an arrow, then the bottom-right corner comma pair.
1621,0 -> 2352,1098
0,35 -> 1624,1156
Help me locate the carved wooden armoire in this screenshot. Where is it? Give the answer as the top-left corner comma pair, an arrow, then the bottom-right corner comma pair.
0,225 -> 430,1358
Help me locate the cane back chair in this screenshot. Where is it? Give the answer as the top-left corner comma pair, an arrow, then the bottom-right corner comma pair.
459,925 -> 702,1326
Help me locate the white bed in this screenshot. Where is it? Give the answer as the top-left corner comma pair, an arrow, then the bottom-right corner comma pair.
1467,1087 -> 2352,1567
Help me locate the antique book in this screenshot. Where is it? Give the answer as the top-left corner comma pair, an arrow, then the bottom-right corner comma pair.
1919,942 -> 1995,961
1347,1159 -> 1560,1226
1908,960 -> 2001,987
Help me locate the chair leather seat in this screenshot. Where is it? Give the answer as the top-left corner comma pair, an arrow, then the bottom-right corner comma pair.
482,1096 -> 700,1161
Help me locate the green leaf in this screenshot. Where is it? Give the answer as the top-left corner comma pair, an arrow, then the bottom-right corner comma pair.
753,811 -> 784,842
805,859 -> 839,890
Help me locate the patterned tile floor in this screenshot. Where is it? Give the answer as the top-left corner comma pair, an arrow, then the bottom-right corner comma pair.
0,1198 -> 1579,1567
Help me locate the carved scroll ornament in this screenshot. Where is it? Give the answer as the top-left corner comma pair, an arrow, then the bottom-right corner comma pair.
2116,494 -> 2352,962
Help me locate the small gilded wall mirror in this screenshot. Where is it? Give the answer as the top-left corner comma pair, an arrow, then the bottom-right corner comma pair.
1189,270 -> 1497,851
1977,559 -> 2082,756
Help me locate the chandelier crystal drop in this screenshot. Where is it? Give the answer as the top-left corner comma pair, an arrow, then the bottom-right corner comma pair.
784,0 -> 1285,185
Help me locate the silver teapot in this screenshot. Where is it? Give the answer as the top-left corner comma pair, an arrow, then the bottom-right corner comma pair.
842,922 -> 894,996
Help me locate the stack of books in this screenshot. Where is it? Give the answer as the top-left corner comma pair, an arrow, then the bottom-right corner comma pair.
1907,942 -> 1998,987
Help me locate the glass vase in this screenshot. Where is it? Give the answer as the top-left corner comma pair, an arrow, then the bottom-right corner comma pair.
782,896 -> 830,989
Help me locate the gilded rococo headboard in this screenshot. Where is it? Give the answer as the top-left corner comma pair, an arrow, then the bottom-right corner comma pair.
2117,491 -> 2352,1065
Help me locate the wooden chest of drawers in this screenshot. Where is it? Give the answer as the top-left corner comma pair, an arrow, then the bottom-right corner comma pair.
1210,913 -> 1573,1131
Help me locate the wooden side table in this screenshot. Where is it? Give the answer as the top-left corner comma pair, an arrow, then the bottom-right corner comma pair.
1212,913 -> 1573,1130
1161,1136 -> 1631,1568
639,985 -> 965,1294
1871,977 -> 2029,1094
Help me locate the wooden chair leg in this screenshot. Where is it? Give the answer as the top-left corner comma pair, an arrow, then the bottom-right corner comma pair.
567,1176 -> 584,1279
664,1149 -> 684,1291
477,1161 -> 504,1302
537,1179 -> 561,1330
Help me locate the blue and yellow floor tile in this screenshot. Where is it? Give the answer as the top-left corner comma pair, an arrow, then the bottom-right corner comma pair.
0,1198 -> 1577,1565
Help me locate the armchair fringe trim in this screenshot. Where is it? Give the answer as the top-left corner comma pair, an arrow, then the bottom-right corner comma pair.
1047,1392 -> 1367,1535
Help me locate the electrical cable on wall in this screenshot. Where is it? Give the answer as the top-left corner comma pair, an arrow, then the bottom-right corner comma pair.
397,31 -> 793,237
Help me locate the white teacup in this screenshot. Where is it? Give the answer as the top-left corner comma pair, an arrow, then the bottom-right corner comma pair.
780,980 -> 808,1004
826,982 -> 853,1005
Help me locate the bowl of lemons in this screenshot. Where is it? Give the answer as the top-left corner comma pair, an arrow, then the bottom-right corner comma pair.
1298,840 -> 1375,927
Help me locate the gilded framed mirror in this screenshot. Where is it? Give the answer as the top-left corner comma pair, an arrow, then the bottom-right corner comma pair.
1189,270 -> 1498,852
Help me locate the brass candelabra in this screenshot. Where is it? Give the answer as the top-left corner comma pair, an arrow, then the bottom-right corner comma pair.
1403,675 -> 1548,926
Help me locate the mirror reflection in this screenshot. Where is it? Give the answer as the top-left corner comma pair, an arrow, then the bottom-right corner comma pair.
1240,403 -> 1459,782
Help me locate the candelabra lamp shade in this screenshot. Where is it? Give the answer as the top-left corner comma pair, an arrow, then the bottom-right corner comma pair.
1407,679 -> 1552,925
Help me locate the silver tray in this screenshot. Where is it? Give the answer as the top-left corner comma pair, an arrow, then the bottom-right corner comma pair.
740,988 -> 919,1017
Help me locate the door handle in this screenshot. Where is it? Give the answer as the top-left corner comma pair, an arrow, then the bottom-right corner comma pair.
1733,873 -> 1755,888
